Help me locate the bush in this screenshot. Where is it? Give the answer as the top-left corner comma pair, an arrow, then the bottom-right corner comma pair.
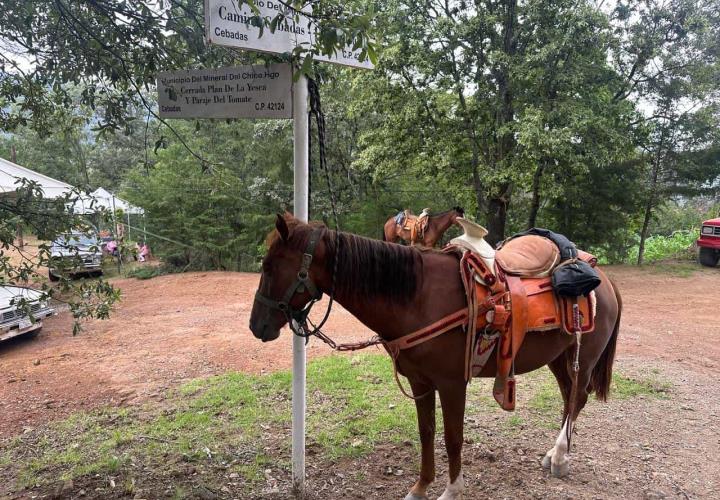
628,230 -> 697,264
126,265 -> 173,280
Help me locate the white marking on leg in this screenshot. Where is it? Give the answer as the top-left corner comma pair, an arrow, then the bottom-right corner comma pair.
550,419 -> 572,478
438,469 -> 464,500
403,494 -> 429,500
541,445 -> 555,469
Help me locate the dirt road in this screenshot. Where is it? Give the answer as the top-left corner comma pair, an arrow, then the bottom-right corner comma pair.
1,266 -> 718,438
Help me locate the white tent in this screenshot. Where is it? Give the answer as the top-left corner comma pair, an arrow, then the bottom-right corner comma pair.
89,187 -> 144,215
0,157 -> 144,216
0,156 -> 76,199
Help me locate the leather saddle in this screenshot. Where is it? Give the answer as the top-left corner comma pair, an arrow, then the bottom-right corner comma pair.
496,235 -> 559,277
398,210 -> 429,242
449,218 -> 598,411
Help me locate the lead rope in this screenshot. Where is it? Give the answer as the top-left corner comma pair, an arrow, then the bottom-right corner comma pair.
285,76 -> 342,343
566,299 -> 583,450
295,76 -> 341,341
300,77 -> 433,401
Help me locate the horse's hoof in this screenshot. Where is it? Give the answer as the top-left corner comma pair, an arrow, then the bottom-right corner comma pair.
541,447 -> 555,469
551,457 -> 570,478
438,492 -> 463,500
403,494 -> 429,500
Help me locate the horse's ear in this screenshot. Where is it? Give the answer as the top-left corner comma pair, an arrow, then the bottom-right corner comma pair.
276,213 -> 290,241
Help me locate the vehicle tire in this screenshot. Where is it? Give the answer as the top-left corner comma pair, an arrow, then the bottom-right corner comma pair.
698,247 -> 720,267
48,270 -> 60,282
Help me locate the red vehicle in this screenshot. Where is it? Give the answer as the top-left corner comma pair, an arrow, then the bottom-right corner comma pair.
698,217 -> 720,267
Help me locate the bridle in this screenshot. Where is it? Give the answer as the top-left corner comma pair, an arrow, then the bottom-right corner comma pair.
252,225 -> 389,353
253,228 -> 331,338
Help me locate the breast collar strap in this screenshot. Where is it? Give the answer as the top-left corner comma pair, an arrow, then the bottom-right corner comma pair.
254,228 -> 324,323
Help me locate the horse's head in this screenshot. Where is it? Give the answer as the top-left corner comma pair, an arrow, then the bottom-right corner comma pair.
451,206 -> 465,223
249,213 -> 327,342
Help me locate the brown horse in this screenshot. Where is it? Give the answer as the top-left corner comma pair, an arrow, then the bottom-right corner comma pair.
250,214 -> 621,500
383,207 -> 464,247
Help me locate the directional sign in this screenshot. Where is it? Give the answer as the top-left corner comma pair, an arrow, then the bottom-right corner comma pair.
204,0 -> 374,69
156,64 -> 292,119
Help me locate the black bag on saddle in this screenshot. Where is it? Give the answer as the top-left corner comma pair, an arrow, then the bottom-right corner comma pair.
508,228 -> 601,297
551,259 -> 601,297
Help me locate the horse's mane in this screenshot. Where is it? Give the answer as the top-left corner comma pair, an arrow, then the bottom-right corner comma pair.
274,221 -> 422,303
431,206 -> 464,217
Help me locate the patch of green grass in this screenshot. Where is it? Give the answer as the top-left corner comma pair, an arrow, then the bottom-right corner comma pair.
172,485 -> 189,499
526,369 -> 563,428
643,260 -> 699,277
306,354 -> 416,458
504,415 -> 524,429
612,373 -> 671,399
125,264 -> 172,280
0,354 -> 673,495
0,354 -> 416,492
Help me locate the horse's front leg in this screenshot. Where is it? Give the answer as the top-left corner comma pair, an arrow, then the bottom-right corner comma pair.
404,382 -> 436,500
437,384 -> 467,500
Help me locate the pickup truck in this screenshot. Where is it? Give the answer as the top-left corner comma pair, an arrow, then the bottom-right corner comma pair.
697,217 -> 720,267
48,233 -> 103,281
0,286 -> 54,342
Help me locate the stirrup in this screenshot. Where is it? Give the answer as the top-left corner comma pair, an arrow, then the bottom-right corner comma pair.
493,375 -> 516,412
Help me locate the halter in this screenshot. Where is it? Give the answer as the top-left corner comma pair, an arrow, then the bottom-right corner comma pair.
253,228 -> 325,332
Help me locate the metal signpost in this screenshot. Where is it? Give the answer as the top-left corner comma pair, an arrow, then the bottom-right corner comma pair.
157,2 -> 374,495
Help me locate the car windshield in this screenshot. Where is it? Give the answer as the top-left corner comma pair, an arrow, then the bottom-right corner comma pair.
54,234 -> 98,248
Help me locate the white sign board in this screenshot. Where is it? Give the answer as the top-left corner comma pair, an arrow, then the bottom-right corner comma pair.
205,0 -> 374,69
156,64 -> 292,119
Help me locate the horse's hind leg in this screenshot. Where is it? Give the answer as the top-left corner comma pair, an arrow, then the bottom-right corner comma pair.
542,353 -> 594,478
437,384 -> 467,500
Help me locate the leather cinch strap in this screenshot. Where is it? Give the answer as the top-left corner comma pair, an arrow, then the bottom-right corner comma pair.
385,308 -> 469,355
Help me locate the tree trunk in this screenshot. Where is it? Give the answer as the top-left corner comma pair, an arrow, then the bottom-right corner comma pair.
487,0 -> 517,242
637,162 -> 660,265
471,155 -> 485,220
637,131 -> 666,265
486,197 -> 508,247
528,160 -> 546,228
450,52 -> 483,223
637,197 -> 654,266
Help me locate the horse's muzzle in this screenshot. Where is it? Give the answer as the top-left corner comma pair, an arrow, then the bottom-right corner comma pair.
249,302 -> 283,342
249,315 -> 282,342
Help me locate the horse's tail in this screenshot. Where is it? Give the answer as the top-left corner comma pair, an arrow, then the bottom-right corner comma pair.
590,278 -> 622,401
